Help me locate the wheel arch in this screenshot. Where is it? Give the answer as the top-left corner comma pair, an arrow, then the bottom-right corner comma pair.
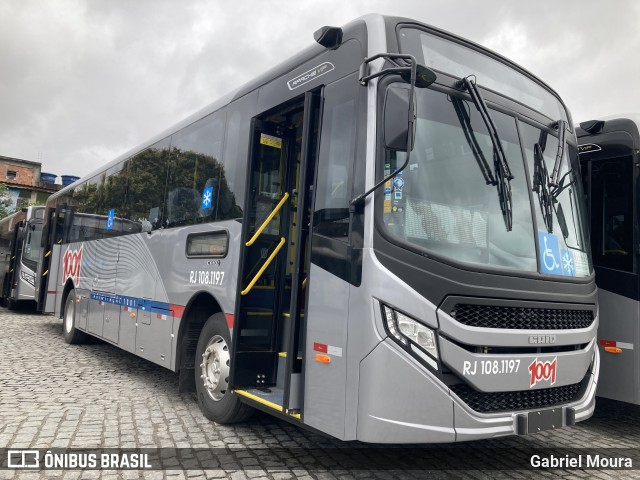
175,291 -> 227,392
60,279 -> 76,319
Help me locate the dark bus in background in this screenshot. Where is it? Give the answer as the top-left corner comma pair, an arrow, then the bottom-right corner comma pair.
577,116 -> 640,404
0,206 -> 45,309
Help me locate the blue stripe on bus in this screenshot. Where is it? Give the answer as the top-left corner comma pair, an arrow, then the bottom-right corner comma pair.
89,292 -> 171,316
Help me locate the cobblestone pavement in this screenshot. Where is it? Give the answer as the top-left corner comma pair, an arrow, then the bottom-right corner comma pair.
0,307 -> 639,479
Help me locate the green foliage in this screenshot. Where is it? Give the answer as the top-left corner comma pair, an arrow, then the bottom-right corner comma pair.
0,183 -> 12,220
64,146 -> 239,231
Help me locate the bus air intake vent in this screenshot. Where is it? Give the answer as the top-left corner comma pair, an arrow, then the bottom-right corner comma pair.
450,382 -> 582,413
450,304 -> 594,330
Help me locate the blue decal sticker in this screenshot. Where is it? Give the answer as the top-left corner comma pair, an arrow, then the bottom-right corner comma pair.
201,186 -> 214,209
384,187 -> 391,195
393,177 -> 404,190
106,209 -> 115,230
538,231 -> 562,275
394,191 -> 403,200
560,249 -> 575,277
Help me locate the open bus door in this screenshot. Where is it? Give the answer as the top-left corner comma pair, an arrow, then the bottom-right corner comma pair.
228,91 -> 322,420
37,204 -> 67,313
3,219 -> 25,309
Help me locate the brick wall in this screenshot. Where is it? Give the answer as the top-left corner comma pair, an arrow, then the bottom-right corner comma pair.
2,163 -> 39,186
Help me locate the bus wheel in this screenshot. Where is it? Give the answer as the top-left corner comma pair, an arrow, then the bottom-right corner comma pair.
63,291 -> 88,344
6,298 -> 17,310
195,313 -> 253,424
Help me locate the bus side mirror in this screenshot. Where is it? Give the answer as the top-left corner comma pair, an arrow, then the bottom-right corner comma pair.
384,86 -> 416,152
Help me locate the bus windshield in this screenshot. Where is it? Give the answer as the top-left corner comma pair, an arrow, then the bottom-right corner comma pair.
23,224 -> 43,264
380,86 -> 591,277
399,28 -> 570,124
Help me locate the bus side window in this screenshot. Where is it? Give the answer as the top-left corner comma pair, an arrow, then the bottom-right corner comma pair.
122,138 -> 170,231
166,111 -> 226,227
220,92 -> 257,220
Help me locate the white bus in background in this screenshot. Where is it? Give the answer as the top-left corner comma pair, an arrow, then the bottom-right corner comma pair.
37,14 -> 598,443
0,206 -> 45,309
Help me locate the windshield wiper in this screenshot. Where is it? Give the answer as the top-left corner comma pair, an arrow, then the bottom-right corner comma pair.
534,123 -> 573,234
451,96 -> 495,185
549,120 -> 567,188
457,76 -> 514,231
533,140 -> 554,233
552,170 -> 575,199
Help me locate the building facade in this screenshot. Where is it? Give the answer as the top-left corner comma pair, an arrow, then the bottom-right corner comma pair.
0,155 -> 61,213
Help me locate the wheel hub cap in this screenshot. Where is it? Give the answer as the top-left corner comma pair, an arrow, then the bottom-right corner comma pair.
200,335 -> 230,401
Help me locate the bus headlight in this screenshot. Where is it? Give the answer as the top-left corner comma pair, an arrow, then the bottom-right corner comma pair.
382,305 -> 439,360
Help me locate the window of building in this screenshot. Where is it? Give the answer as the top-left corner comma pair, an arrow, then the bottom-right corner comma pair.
6,170 -> 17,180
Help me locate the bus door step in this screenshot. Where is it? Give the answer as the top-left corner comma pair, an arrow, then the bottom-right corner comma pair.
235,387 -> 301,419
235,387 -> 284,412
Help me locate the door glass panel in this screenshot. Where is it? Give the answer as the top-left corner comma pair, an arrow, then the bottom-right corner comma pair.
589,156 -> 634,272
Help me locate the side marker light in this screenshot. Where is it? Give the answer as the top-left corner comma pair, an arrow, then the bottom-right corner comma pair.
315,354 -> 331,364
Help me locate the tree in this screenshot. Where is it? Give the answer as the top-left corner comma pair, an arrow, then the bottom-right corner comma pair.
0,183 -> 13,220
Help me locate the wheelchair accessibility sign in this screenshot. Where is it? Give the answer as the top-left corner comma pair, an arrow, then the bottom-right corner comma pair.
538,231 -> 575,277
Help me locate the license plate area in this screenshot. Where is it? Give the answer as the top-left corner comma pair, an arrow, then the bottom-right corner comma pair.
517,407 -> 563,434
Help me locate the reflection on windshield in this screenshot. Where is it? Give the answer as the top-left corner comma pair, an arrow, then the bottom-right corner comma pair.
382,87 -> 537,272
398,28 -> 570,125
380,87 -> 593,278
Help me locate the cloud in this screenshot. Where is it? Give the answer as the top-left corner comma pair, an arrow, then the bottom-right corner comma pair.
0,1 -> 638,178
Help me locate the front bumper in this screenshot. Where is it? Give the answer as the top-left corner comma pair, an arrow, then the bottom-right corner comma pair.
356,338 -> 598,443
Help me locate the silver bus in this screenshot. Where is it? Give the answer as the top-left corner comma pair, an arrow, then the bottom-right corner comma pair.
0,206 -> 45,309
577,116 -> 640,404
38,14 -> 598,443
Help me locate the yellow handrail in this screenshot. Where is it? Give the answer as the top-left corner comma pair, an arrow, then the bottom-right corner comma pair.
241,237 -> 286,296
245,192 -> 289,247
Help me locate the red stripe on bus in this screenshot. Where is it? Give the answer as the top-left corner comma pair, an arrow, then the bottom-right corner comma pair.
47,291 -> 57,294
225,314 -> 234,329
171,304 -> 185,319
599,339 -> 616,347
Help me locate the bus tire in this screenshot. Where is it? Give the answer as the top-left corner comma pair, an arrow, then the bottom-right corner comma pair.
63,291 -> 88,344
1,274 -> 9,303
195,313 -> 253,424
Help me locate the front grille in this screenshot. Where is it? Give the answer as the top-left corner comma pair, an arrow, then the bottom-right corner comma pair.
450,382 -> 582,413
450,304 -> 594,330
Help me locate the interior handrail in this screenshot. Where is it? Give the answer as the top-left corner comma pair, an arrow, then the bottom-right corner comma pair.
245,192 -> 290,247
241,237 -> 286,296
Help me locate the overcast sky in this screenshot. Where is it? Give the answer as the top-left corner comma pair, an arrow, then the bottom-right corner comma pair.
1,0 -> 638,179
